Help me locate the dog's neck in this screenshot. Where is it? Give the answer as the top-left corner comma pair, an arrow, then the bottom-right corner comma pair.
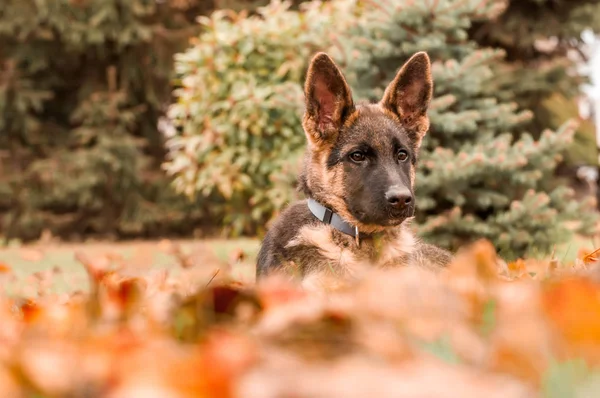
307,198 -> 358,237
307,198 -> 394,246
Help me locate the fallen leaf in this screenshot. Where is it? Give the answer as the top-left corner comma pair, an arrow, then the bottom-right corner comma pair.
0,263 -> 12,273
542,276 -> 600,364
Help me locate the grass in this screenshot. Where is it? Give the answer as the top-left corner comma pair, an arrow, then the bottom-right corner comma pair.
0,238 -> 261,295
530,233 -> 594,264
0,231 -> 595,295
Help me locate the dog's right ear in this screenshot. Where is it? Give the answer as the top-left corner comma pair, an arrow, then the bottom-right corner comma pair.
303,52 -> 354,147
380,52 -> 433,145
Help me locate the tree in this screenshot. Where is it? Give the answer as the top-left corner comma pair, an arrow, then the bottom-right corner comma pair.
0,0 -> 207,241
468,0 -> 600,166
331,0 -> 597,257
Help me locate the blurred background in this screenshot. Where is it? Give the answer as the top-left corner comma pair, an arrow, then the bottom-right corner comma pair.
1,0 -> 600,267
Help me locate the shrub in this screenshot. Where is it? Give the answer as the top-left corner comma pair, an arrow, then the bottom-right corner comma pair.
165,1 -> 358,235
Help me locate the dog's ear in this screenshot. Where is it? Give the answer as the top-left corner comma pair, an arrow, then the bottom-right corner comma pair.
380,52 -> 433,140
303,52 -> 354,147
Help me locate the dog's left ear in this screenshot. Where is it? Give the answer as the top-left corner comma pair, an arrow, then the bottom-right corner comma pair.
303,52 -> 354,147
380,52 -> 433,141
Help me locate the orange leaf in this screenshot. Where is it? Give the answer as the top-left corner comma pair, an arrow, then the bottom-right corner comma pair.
76,251 -> 114,287
446,239 -> 500,281
256,275 -> 308,310
204,283 -> 261,318
0,365 -> 20,397
195,331 -> 257,397
20,299 -> 42,324
507,259 -> 526,272
506,259 -> 528,278
580,247 -> 600,265
489,344 -> 547,384
98,275 -> 147,321
0,263 -> 11,273
542,277 -> 600,363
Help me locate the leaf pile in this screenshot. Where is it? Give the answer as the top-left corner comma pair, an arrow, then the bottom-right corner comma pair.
2,240 -> 600,397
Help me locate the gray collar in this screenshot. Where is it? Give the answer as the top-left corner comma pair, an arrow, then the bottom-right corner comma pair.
307,198 -> 360,245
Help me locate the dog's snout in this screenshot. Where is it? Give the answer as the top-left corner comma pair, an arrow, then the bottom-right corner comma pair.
385,187 -> 413,209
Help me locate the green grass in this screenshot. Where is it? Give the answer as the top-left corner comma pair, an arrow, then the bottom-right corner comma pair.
0,231 -> 595,296
0,238 -> 260,295
530,233 -> 596,264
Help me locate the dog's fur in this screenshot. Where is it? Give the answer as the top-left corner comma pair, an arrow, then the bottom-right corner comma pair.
256,51 -> 452,289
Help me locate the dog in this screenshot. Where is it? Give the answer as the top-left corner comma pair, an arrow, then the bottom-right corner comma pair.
256,51 -> 452,290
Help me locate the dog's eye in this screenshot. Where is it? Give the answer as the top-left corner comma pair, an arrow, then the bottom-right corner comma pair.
397,150 -> 409,162
349,151 -> 366,163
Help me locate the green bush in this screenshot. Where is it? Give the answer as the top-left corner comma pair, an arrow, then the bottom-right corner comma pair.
165,1 -> 358,235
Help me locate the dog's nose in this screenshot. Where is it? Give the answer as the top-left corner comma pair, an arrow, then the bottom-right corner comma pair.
385,187 -> 413,209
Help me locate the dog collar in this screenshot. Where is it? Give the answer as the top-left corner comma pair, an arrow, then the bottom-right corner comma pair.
307,198 -> 360,246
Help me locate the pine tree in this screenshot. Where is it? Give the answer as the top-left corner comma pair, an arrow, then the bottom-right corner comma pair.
329,0 -> 597,257
468,0 -> 600,166
0,0 -> 207,241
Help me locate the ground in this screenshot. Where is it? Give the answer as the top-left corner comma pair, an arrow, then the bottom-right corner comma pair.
0,234 -> 595,294
0,238 -> 260,295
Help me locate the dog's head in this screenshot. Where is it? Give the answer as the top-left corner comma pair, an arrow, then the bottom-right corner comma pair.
299,51 -> 433,233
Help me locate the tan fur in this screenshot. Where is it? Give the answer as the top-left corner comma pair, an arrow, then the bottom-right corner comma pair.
375,224 -> 417,267
342,108 -> 361,129
287,222 -> 417,272
286,221 -> 441,293
378,105 -> 403,125
300,270 -> 349,295
286,224 -> 367,277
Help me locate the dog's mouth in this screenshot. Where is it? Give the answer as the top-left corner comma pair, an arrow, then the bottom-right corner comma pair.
350,208 -> 413,227
385,212 -> 413,226
385,216 -> 408,226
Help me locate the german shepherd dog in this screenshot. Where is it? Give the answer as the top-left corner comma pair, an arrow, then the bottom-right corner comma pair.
256,51 -> 452,290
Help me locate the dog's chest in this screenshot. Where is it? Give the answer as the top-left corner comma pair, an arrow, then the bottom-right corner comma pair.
285,224 -> 416,276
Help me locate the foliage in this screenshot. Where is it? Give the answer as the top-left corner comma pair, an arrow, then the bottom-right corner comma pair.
0,0 -> 209,241
168,0 -> 597,257
2,240 -> 600,396
541,93 -> 598,167
165,1 -> 357,235
216,0 -> 310,11
336,0 -> 598,258
468,0 -> 600,165
1,0 -> 597,245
